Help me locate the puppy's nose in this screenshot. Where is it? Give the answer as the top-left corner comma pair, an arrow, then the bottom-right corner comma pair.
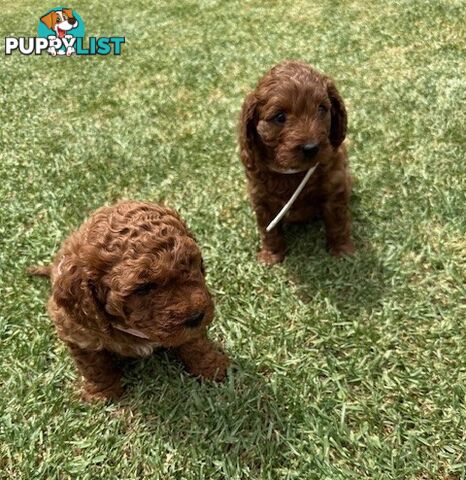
302,143 -> 319,158
68,17 -> 77,25
184,311 -> 205,328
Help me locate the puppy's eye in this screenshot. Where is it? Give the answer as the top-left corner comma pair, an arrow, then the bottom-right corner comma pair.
133,283 -> 157,296
184,312 -> 204,329
318,104 -> 329,115
271,112 -> 287,125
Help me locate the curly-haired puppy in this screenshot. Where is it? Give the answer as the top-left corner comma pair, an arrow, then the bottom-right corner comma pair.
239,60 -> 355,265
29,201 -> 229,401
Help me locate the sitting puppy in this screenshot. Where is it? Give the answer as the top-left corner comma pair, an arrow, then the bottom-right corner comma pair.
29,201 -> 229,401
239,61 -> 355,265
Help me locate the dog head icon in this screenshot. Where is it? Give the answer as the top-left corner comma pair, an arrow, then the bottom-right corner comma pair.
40,9 -> 78,38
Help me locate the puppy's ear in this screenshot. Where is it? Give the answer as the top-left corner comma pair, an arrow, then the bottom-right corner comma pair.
40,11 -> 56,30
63,9 -> 73,18
326,79 -> 347,148
239,92 -> 259,169
53,245 -> 112,333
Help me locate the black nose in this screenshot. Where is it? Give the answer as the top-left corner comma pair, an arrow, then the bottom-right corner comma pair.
68,17 -> 77,25
302,143 -> 319,158
184,311 -> 204,328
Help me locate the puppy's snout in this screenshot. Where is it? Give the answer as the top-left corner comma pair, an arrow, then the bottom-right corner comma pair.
302,143 -> 320,158
184,311 -> 205,328
68,17 -> 77,26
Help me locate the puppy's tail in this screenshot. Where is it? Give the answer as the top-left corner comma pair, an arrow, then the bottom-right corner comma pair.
27,265 -> 52,278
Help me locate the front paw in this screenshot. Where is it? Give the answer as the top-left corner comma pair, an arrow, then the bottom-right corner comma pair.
187,350 -> 230,382
81,378 -> 123,403
257,249 -> 285,265
329,240 -> 355,257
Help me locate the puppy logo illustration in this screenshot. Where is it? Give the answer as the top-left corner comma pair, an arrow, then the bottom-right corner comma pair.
38,7 -> 85,56
4,7 -> 124,56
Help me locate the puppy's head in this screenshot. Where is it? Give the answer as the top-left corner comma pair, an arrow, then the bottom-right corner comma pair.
239,61 -> 347,173
40,9 -> 78,38
54,202 -> 213,348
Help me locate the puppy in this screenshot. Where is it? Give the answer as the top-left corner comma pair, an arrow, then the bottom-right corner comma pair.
239,61 -> 355,265
40,8 -> 79,56
29,201 -> 229,401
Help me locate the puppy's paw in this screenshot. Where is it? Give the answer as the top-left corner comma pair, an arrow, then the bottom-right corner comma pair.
201,351 -> 230,382
189,350 -> 230,382
329,241 -> 355,257
81,379 -> 123,403
257,249 -> 285,265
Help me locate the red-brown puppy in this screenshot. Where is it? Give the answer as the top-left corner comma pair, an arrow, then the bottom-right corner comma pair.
29,201 -> 229,401
239,61 -> 355,265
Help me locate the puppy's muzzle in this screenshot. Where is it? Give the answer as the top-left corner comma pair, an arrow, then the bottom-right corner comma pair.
68,17 -> 77,26
184,311 -> 205,328
302,143 -> 320,159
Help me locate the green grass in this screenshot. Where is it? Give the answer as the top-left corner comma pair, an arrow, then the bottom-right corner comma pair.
1,0 -> 465,478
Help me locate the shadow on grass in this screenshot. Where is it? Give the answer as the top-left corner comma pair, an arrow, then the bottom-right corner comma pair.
281,216 -> 390,316
118,352 -> 293,471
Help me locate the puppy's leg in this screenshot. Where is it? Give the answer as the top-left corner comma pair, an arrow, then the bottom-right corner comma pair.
66,343 -> 123,401
176,336 -> 229,382
322,190 -> 355,256
254,203 -> 287,265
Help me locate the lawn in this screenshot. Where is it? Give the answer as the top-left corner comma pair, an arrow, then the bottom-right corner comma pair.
0,0 -> 465,479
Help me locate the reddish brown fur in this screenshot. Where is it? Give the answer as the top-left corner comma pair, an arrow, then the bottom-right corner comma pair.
31,201 -> 229,401
239,61 -> 355,264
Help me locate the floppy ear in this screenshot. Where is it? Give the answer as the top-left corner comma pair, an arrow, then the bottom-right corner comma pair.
63,9 -> 73,18
53,246 -> 112,334
238,92 -> 260,169
326,79 -> 347,148
40,11 -> 56,30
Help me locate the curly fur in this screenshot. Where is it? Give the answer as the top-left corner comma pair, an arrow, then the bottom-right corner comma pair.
239,61 -> 355,264
30,201 -> 229,401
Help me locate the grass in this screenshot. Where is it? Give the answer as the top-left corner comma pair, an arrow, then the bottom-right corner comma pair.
0,0 -> 465,478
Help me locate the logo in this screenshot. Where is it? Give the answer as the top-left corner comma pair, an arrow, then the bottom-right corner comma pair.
5,7 -> 125,56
